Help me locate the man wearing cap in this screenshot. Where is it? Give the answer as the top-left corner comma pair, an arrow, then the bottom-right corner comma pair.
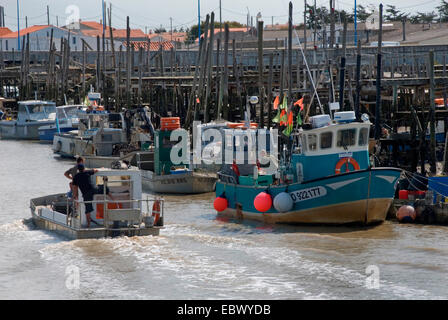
72,164 -> 100,228
65,157 -> 85,197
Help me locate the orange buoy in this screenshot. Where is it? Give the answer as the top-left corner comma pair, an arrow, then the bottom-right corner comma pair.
254,192 -> 272,213
214,197 -> 228,212
396,205 -> 416,223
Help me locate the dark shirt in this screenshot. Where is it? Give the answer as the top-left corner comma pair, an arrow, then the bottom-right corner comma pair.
73,170 -> 96,196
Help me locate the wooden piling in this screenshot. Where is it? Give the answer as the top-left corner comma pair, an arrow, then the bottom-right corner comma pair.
374,4 -> 383,140
204,12 -> 215,123
257,20 -> 264,127
429,50 -> 436,174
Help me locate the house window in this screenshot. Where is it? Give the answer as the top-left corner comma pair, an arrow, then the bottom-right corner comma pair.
5,40 -> 8,51
320,132 -> 333,149
73,37 -> 76,45
337,129 -> 357,148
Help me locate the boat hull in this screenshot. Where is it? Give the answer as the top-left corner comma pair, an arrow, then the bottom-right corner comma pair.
83,151 -> 145,169
142,170 -> 217,194
31,211 -> 160,240
53,133 -> 94,158
219,198 -> 392,225
38,125 -> 77,143
0,120 -> 55,140
215,168 -> 401,225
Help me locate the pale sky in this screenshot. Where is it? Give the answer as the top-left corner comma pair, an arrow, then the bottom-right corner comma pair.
0,0 -> 440,32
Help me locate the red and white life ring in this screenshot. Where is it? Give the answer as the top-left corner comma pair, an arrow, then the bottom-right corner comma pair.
335,157 -> 360,174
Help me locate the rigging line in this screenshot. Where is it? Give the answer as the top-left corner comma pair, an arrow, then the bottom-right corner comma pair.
404,170 -> 448,189
5,13 -> 47,20
50,13 -> 102,20
111,12 -> 160,30
285,3 -> 324,110
107,3 -> 165,25
401,172 -> 447,197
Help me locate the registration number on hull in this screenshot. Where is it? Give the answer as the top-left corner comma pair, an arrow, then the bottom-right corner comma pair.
290,186 -> 327,203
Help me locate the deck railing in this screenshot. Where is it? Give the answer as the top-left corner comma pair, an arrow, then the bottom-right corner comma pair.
72,197 -> 164,229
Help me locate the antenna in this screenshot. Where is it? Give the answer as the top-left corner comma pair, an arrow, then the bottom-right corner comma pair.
198,0 -> 201,43
17,0 -> 21,51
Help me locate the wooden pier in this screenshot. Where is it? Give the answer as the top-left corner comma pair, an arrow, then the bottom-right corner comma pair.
2,4 -> 448,176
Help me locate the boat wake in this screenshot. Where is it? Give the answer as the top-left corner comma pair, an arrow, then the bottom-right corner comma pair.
30,222 -> 447,300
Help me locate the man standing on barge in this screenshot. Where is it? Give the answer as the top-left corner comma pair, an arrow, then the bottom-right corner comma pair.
72,165 -> 115,228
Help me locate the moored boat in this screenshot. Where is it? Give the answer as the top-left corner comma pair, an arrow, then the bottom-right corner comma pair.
0,100 -> 56,140
30,168 -> 164,239
214,112 -> 402,225
137,127 -> 217,194
38,105 -> 84,143
53,112 -> 126,158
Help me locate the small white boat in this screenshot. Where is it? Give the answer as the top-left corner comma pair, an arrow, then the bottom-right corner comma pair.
0,100 -> 56,140
53,112 -> 126,158
30,168 -> 164,240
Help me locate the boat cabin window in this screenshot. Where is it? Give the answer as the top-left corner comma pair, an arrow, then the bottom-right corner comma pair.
96,175 -> 131,187
57,106 -> 80,120
358,128 -> 369,146
20,104 -> 56,121
337,129 -> 356,148
308,134 -> 318,151
296,134 -> 307,153
320,132 -> 333,149
108,114 -> 123,129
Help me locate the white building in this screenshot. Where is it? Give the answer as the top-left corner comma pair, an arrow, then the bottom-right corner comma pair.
0,25 -> 122,52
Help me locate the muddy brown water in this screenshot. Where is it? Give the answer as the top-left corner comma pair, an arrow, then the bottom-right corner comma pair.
0,140 -> 447,299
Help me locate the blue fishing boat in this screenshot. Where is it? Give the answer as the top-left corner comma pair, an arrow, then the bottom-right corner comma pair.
215,112 -> 402,225
38,105 -> 84,143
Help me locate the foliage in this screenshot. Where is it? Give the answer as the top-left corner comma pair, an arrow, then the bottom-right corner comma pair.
437,0 -> 448,22
409,11 -> 437,23
384,5 -> 408,21
186,21 -> 244,42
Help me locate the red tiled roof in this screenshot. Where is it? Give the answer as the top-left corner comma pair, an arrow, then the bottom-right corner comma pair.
0,25 -> 50,38
148,32 -> 187,42
113,29 -> 146,38
0,27 -> 12,37
197,27 -> 248,42
80,28 -> 145,39
80,29 -> 103,37
80,21 -> 108,31
123,41 -> 174,51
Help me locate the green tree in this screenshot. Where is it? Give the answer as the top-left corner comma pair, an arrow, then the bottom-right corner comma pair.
305,4 -> 330,29
385,5 -> 407,21
437,0 -> 448,22
410,11 -> 437,23
186,21 -> 244,42
154,27 -> 167,34
338,9 -> 354,23
356,5 -> 373,22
